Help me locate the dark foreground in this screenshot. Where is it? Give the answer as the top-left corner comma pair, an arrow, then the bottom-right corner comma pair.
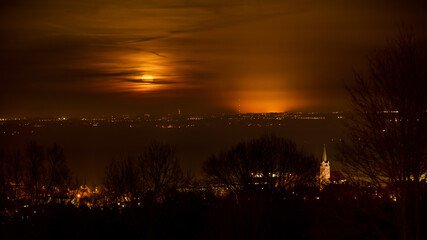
2,188 -> 426,240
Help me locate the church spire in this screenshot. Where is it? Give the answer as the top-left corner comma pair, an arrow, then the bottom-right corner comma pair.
320,144 -> 330,187
322,144 -> 328,163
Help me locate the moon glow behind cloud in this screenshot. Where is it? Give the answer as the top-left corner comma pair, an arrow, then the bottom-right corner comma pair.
1,0 -> 426,116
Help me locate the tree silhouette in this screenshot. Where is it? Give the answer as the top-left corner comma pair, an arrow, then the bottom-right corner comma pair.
25,141 -> 45,202
44,143 -> 71,200
9,151 -> 24,201
0,150 -> 6,200
138,140 -> 184,200
104,155 -> 142,200
340,28 -> 427,240
203,134 -> 318,197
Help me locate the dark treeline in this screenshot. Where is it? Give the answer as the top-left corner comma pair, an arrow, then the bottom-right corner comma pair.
0,141 -> 74,204
104,140 -> 187,202
1,135 -> 426,240
203,135 -> 318,198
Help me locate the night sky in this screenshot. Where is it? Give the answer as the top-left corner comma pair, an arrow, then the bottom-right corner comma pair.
1,1 -> 427,117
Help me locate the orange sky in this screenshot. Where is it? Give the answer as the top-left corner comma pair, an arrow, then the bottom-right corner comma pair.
1,0 -> 427,116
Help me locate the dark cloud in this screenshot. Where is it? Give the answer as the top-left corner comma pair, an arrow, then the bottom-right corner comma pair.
1,0 -> 427,116
149,51 -> 167,58
127,36 -> 168,43
119,78 -> 180,85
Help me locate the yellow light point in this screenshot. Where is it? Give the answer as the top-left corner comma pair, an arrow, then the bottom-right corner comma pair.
141,75 -> 154,82
77,194 -> 81,198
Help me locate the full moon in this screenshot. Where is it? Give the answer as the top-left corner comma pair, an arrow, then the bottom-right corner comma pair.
141,75 -> 154,82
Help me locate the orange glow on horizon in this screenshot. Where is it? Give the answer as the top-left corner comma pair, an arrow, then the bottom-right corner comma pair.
230,91 -> 308,113
239,100 -> 291,113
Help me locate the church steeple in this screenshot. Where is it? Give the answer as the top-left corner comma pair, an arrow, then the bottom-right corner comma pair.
320,144 -> 330,187
322,144 -> 328,163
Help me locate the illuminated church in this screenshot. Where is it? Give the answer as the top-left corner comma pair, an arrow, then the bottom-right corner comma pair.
320,144 -> 346,189
320,144 -> 330,187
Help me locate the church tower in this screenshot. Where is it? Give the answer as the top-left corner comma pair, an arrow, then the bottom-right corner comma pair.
320,144 -> 330,187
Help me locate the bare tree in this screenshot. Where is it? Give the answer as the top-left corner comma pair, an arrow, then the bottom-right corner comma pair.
204,140 -> 255,196
0,150 -> 6,199
203,134 -> 318,197
44,143 -> 70,200
0,150 -> 24,202
138,140 -> 184,200
104,155 -> 142,200
340,28 -> 427,240
8,151 -> 24,200
25,141 -> 45,202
